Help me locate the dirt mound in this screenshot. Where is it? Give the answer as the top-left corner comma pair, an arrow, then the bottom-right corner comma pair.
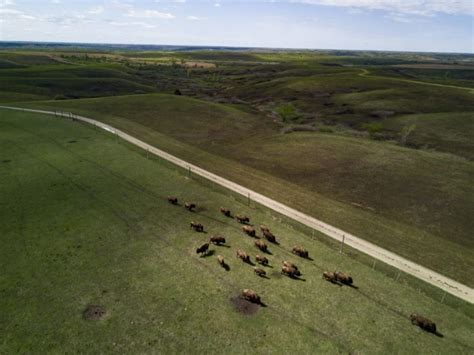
83,305 -> 106,320
231,297 -> 259,316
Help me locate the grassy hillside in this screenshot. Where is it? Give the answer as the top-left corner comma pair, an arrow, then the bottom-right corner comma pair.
17,94 -> 474,286
0,64 -> 156,102
1,109 -> 473,353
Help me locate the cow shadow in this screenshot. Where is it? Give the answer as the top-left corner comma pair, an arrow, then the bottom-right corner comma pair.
433,331 -> 444,338
243,260 -> 255,266
201,250 -> 216,258
346,283 -> 359,289
261,264 -> 273,269
216,244 -> 231,248
257,274 -> 270,280
289,275 -> 306,282
221,263 -> 231,271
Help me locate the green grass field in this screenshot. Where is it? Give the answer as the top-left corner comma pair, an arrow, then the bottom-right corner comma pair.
1,48 -> 473,286
1,109 -> 473,353
17,93 -> 474,287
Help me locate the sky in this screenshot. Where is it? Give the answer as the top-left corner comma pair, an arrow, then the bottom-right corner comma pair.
0,0 -> 473,53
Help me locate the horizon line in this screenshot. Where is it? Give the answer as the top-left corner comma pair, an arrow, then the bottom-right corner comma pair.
0,40 -> 472,56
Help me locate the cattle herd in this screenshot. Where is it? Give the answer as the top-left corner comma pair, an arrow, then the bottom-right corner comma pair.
167,195 -> 438,335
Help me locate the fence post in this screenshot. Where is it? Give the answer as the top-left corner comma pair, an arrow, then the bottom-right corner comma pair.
441,292 -> 446,304
188,166 -> 191,177
340,234 -> 345,254
395,271 -> 401,281
372,260 -> 376,270
247,193 -> 250,206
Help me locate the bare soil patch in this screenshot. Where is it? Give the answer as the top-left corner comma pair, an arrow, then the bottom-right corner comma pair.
231,296 -> 259,316
83,305 -> 106,320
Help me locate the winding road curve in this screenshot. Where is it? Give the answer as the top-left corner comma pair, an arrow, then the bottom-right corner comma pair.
2,105 -> 473,304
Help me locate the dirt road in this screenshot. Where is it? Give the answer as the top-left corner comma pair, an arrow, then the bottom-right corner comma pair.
2,105 -> 472,303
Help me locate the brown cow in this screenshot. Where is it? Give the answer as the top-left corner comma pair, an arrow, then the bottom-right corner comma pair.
196,243 -> 209,255
254,267 -> 267,277
190,221 -> 204,232
282,260 -> 299,271
335,271 -> 353,285
242,225 -> 256,237
263,230 -> 277,244
185,202 -> 196,211
256,254 -> 269,266
217,255 -> 226,267
235,215 -> 250,224
410,314 -> 437,333
242,289 -> 260,304
281,265 -> 301,278
236,249 -> 250,263
220,207 -> 231,217
260,224 -> 270,233
323,271 -> 337,283
167,196 -> 178,205
254,240 -> 268,252
292,245 -> 309,258
209,235 -> 226,245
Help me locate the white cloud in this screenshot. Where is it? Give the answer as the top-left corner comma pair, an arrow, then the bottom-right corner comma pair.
88,6 -> 104,15
0,7 -> 35,20
127,9 -> 175,19
19,14 -> 35,20
214,3 -> 221,7
186,15 -> 200,20
291,0 -> 473,16
108,20 -> 156,29
0,8 -> 20,14
51,0 -> 61,4
0,0 -> 15,7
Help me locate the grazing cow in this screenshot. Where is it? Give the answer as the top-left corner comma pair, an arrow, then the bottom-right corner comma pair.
209,235 -> 226,245
292,245 -> 309,258
242,225 -> 256,237
236,249 -> 250,263
220,207 -> 231,217
235,215 -> 250,224
256,254 -> 269,266
281,265 -> 301,278
254,240 -> 268,252
263,230 -> 277,243
335,271 -> 353,285
242,289 -> 260,304
190,221 -> 204,232
260,225 -> 270,233
167,196 -> 178,205
254,267 -> 266,277
196,243 -> 209,255
410,314 -> 437,333
282,260 -> 299,271
185,202 -> 196,211
217,255 -> 226,267
323,271 -> 337,283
